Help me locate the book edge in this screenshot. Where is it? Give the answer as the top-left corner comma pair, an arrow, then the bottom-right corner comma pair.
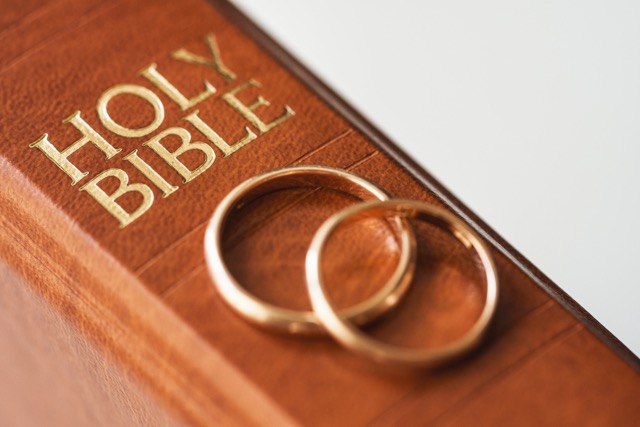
0,155 -> 300,427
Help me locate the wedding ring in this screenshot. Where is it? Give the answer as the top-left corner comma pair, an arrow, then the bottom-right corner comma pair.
205,165 -> 416,335
306,199 -> 499,368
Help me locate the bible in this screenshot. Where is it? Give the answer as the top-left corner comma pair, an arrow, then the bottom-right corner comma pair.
0,0 -> 638,425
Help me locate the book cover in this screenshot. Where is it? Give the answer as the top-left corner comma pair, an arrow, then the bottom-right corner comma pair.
0,0 -> 638,425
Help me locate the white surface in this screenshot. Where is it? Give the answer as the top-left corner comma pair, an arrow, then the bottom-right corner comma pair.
231,0 -> 640,356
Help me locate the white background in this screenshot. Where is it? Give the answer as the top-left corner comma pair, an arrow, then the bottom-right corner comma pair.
231,0 -> 640,356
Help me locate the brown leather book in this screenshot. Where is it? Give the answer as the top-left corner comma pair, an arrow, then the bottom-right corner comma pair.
0,0 -> 638,426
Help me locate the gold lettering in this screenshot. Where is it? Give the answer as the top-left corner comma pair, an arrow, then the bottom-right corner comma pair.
171,33 -> 236,82
222,80 -> 294,134
97,84 -> 165,138
184,110 -> 256,157
80,168 -> 153,228
143,127 -> 215,183
29,111 -> 121,185
140,63 -> 216,111
123,149 -> 178,198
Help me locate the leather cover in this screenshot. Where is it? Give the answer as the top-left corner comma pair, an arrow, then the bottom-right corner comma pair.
0,0 -> 638,425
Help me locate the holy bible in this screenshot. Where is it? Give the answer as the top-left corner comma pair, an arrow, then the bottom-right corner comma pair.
0,0 -> 638,426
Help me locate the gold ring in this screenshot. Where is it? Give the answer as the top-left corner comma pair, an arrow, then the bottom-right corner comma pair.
204,166 -> 416,335
306,199 -> 499,367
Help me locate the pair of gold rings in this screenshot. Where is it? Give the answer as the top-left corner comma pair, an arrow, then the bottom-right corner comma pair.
204,165 -> 499,369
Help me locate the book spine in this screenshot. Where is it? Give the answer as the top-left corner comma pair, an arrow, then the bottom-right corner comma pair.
0,0 -> 638,425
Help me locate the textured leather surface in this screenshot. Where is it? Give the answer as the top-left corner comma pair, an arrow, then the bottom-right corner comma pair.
0,0 -> 638,425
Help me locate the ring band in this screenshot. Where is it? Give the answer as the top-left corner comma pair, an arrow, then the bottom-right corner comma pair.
306,199 -> 499,367
204,166 -> 416,335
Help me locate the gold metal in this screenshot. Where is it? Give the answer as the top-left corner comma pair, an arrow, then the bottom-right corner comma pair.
306,199 -> 499,368
204,165 -> 416,335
